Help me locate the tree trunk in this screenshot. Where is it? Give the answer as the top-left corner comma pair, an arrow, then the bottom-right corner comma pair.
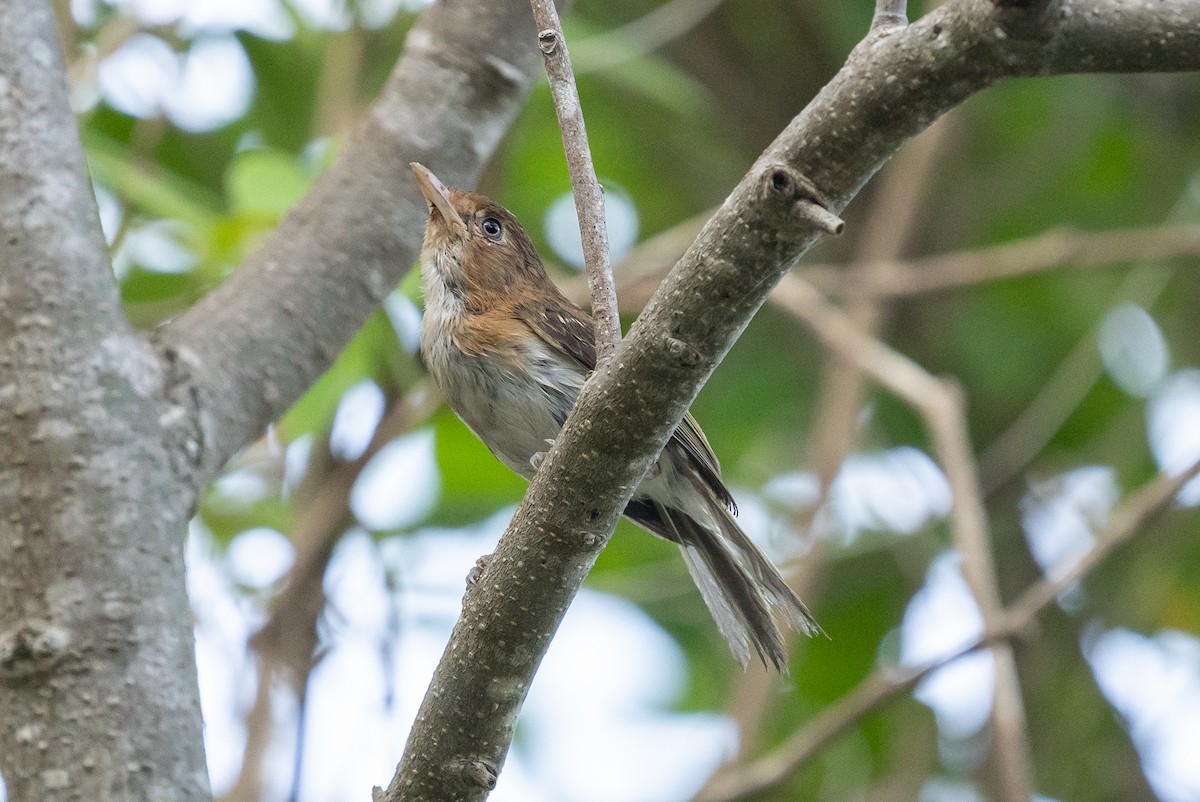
0,3 -> 210,799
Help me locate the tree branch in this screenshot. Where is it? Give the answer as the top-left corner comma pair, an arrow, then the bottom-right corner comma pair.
570,0 -> 727,73
772,275 -> 1034,799
383,1 -> 1200,800
979,251 -> 1178,492
531,0 -> 621,362
694,457 -> 1200,802
807,114 -> 951,514
872,0 -> 908,31
806,222 -> 1200,298
156,0 -> 552,484
226,383 -> 439,799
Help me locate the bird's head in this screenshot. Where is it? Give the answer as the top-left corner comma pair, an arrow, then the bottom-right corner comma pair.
411,162 -> 549,305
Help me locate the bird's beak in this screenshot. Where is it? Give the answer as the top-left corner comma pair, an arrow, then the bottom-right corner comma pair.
411,162 -> 468,239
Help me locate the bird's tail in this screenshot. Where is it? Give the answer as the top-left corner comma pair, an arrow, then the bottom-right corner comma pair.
655,498 -> 822,672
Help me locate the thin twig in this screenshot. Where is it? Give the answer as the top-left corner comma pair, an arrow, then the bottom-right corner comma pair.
806,222 -> 1200,299
872,0 -> 908,30
530,0 -> 620,362
695,458 -> 1200,802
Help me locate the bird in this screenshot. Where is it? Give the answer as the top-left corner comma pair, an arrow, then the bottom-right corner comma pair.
410,162 -> 822,670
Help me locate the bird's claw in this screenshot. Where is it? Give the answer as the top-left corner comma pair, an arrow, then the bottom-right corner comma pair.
466,553 -> 493,587
529,438 -> 557,471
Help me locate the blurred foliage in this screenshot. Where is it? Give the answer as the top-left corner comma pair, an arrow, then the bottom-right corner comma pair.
63,0 -> 1200,799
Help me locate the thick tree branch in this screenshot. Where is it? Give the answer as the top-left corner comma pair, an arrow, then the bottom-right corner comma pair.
0,3 -> 208,798
384,1 -> 1200,800
156,0 -> 551,484
531,0 -> 621,361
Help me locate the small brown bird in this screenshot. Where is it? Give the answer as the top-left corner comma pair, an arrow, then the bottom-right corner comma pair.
411,163 -> 821,670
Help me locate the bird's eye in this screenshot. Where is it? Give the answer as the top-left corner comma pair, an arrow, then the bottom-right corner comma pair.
480,217 -> 503,240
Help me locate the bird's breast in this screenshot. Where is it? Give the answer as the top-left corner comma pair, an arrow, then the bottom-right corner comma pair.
421,306 -> 582,480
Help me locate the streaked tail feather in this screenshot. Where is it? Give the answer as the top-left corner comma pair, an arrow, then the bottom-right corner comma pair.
706,498 -> 825,640
655,502 -> 795,671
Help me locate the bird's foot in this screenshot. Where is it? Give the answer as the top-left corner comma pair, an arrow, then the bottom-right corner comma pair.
529,438 -> 557,471
466,553 -> 494,587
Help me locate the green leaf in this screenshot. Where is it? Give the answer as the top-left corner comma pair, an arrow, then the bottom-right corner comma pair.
225,148 -> 312,218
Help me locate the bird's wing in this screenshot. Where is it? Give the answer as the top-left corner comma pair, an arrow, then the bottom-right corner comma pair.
674,411 -> 735,512
517,296 -> 597,372
516,295 -> 735,512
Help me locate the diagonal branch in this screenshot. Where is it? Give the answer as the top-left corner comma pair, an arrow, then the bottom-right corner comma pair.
570,0 -> 727,72
531,0 -> 621,362
156,0 -> 554,485
383,2 -> 1200,800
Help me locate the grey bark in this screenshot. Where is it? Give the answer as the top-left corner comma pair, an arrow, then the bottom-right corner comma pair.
157,0 -> 551,486
0,3 -> 208,799
383,0 -> 1200,799
0,0 -> 557,798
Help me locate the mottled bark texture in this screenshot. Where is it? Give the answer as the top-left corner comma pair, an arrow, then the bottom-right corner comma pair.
384,1 -> 1200,799
0,0 -> 552,798
0,3 -> 209,799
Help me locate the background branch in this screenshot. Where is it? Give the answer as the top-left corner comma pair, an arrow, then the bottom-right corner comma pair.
701,84 -> 942,786
773,275 -> 1034,799
570,0 -> 726,72
225,383 -> 439,800
383,1 -> 1200,799
696,458 -> 1200,802
976,191 -> 1196,492
805,221 -> 1200,299
157,0 -> 553,484
531,0 -> 621,361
